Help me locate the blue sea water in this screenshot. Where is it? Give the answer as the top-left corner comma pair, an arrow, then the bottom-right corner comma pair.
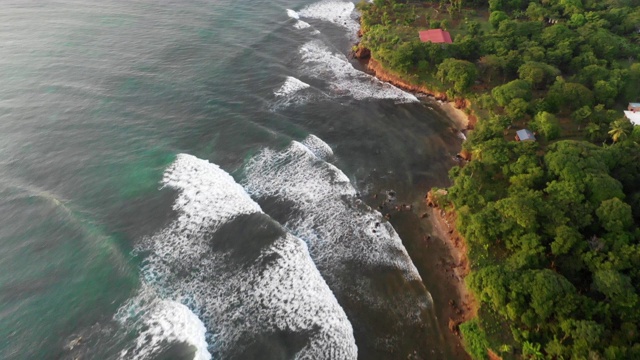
0,1 -> 465,359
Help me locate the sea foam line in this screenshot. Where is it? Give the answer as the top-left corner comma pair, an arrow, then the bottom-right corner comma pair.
117,292 -> 211,360
299,41 -> 418,103
120,154 -> 357,359
274,76 -> 310,97
241,136 -> 433,351
287,9 -> 311,29
242,136 -> 424,291
297,1 -> 359,36
243,138 -> 420,274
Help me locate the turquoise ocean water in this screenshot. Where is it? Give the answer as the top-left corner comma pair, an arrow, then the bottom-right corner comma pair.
0,1 -> 464,359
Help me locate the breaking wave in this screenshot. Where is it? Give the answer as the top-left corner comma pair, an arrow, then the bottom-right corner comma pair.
116,292 -> 211,360
241,135 -> 438,356
301,134 -> 334,160
297,1 -> 359,36
274,76 -> 310,97
286,9 -> 300,20
272,76 -> 316,110
241,136 -> 439,354
299,41 -> 418,103
293,20 -> 311,30
287,9 -> 312,30
242,137 -> 422,282
119,154 -> 357,359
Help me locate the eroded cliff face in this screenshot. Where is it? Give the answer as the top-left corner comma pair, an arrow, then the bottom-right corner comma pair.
353,46 -> 370,59
357,52 -> 477,128
366,58 -> 448,100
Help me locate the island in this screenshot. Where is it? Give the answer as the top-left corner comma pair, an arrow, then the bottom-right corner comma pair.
355,0 -> 640,359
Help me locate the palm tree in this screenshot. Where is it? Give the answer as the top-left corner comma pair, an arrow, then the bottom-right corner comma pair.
608,119 -> 633,143
522,341 -> 544,360
499,344 -> 513,354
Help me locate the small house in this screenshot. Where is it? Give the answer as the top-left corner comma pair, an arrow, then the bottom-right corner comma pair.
624,103 -> 640,125
515,129 -> 536,142
418,29 -> 452,44
628,102 -> 640,112
624,111 -> 640,125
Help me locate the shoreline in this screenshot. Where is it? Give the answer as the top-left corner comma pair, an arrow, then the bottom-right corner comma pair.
425,197 -> 477,329
353,44 -> 479,356
361,56 -> 476,131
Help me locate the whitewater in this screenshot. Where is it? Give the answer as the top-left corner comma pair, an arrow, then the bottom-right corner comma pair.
0,0 -> 464,358
116,154 -> 357,359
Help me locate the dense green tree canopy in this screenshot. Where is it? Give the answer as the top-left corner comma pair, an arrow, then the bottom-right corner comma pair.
437,58 -> 478,93
448,139 -> 640,358
492,79 -> 532,107
530,111 -> 560,140
360,1 -> 640,357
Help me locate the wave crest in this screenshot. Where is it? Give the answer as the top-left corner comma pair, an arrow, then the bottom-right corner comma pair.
298,1 -> 359,36
299,41 -> 418,103
123,154 -> 357,359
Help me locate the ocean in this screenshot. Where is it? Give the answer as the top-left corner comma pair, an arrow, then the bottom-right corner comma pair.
0,1 -> 464,359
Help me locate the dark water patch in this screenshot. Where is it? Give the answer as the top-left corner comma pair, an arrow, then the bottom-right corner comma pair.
0,184 -> 138,360
390,208 -> 470,360
254,195 -> 301,226
209,212 -> 286,264
151,341 -> 198,360
235,328 -> 317,360
114,186 -> 180,245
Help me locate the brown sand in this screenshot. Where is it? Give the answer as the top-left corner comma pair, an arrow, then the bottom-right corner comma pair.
361,55 -> 481,355
360,52 -> 479,328
427,204 -> 477,325
353,38 -> 480,356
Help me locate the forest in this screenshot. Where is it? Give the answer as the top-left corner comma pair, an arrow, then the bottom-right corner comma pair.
358,0 -> 640,359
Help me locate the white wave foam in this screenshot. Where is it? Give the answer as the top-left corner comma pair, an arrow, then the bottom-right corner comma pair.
287,9 -> 311,29
242,137 -> 433,350
286,9 -> 299,19
298,1 -> 359,36
272,76 -> 316,110
299,41 -> 418,103
274,76 -> 310,97
117,294 -> 211,360
242,136 -> 423,284
301,134 -> 334,160
125,154 -> 357,359
294,20 -> 311,29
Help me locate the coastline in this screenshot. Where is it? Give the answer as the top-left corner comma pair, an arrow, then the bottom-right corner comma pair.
425,198 -> 477,329
354,45 -> 479,356
362,57 -> 476,131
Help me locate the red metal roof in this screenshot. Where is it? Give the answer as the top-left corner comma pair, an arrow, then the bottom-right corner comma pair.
419,29 -> 452,44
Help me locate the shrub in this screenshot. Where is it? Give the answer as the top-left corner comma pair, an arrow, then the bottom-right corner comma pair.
460,319 -> 490,360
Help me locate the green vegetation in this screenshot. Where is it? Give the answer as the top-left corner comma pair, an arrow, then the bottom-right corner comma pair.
359,0 -> 640,358
448,138 -> 640,359
461,319 -> 491,360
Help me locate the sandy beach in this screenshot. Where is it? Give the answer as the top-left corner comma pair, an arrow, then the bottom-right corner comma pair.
426,203 -> 477,327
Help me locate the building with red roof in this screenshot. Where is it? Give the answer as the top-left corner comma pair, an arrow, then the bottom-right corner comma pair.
418,29 -> 452,44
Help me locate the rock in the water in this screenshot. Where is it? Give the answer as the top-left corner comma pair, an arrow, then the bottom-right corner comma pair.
354,46 -> 370,59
